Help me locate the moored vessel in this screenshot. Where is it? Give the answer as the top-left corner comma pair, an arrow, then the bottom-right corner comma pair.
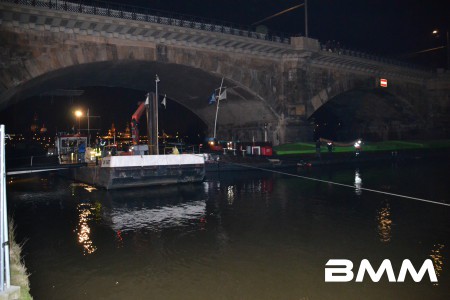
67,90 -> 205,189
72,154 -> 205,189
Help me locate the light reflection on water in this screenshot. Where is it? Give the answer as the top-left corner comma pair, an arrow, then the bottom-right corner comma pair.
377,201 -> 392,243
430,244 -> 445,285
76,203 -> 97,255
8,160 -> 450,300
354,168 -> 362,195
226,185 -> 235,205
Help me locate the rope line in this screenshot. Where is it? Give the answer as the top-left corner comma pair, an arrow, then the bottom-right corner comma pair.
220,161 -> 450,208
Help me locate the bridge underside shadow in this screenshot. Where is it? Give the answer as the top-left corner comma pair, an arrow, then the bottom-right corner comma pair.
4,60 -> 278,138
310,89 -> 426,141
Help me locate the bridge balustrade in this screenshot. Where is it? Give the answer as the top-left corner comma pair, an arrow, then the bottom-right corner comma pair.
2,0 -> 429,69
3,0 -> 290,44
319,42 -> 430,72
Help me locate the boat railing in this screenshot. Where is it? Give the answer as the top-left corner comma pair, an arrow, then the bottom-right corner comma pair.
6,154 -> 60,168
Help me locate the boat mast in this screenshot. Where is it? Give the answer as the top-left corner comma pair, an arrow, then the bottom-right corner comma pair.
213,77 -> 224,139
145,92 -> 159,155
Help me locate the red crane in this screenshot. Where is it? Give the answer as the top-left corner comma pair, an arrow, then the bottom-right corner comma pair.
131,102 -> 146,145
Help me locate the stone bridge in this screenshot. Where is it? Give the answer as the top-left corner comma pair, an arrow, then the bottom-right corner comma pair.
1,0 -> 449,143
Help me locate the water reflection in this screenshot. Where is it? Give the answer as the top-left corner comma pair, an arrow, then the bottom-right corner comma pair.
354,169 -> 362,195
376,201 -> 392,243
430,244 -> 445,285
99,176 -> 276,234
76,202 -> 97,255
70,182 -> 97,194
223,177 -> 273,195
109,200 -> 206,232
7,161 -> 450,299
116,230 -> 124,248
99,184 -> 207,233
227,185 -> 235,205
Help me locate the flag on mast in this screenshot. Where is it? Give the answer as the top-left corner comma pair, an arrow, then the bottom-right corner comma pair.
218,89 -> 227,101
161,94 -> 167,108
208,91 -> 216,104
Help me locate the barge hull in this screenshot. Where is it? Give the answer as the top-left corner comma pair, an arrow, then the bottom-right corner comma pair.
72,154 -> 205,189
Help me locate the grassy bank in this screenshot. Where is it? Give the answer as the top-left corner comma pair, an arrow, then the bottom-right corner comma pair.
9,220 -> 33,300
274,140 -> 450,155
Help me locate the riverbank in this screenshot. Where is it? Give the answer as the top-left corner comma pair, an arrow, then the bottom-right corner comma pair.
9,220 -> 33,300
273,139 -> 450,155
207,140 -> 450,172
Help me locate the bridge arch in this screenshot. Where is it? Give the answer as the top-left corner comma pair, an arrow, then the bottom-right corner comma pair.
0,28 -> 280,141
1,0 -> 448,143
310,87 -> 427,141
307,78 -> 365,118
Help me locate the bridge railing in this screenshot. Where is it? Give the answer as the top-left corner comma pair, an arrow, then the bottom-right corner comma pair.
3,0 -> 432,70
3,0 -> 291,44
319,42 -> 431,72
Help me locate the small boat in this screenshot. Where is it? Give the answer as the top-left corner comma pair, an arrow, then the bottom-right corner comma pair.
297,161 -> 312,168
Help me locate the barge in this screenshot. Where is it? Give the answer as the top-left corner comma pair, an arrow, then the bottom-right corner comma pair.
66,91 -> 205,189
72,154 -> 205,190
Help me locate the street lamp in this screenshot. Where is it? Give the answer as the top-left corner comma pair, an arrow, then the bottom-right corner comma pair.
251,1 -> 308,37
74,110 -> 83,134
432,29 -> 449,69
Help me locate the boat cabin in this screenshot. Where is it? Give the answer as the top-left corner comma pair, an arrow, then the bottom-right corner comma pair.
55,133 -> 87,164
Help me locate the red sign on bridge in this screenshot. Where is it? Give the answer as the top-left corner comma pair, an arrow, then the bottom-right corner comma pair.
380,78 -> 388,87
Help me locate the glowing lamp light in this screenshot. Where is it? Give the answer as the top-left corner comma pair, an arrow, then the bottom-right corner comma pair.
75,110 -> 83,117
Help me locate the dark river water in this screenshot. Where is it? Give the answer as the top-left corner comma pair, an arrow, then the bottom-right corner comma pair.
7,158 -> 450,300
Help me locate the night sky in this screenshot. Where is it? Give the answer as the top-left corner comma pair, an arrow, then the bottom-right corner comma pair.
1,0 -> 449,138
